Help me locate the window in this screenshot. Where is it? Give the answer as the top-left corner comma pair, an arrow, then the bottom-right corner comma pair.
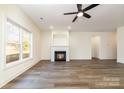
6,21 -> 20,63
6,19 -> 32,64
22,29 -> 31,59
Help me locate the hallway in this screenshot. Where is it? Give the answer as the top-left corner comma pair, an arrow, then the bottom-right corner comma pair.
2,59 -> 124,89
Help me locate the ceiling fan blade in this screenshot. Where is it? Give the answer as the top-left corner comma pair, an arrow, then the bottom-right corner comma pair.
64,12 -> 78,15
77,4 -> 82,11
83,4 -> 99,12
83,13 -> 91,18
72,16 -> 78,22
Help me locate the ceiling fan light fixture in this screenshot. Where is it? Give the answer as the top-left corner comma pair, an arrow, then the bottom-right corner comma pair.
63,4 -> 99,22
77,12 -> 83,17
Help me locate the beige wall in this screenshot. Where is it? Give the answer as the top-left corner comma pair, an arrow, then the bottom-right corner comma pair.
0,5 -> 42,87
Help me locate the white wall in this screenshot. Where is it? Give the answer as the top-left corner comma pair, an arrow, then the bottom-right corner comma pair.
52,31 -> 69,46
70,32 -> 92,59
0,5 -> 42,87
92,32 -> 117,59
41,30 -> 51,60
100,32 -> 117,59
41,31 -> 117,60
117,26 -> 124,63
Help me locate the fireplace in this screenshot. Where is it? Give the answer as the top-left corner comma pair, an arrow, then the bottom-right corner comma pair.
55,51 -> 66,61
51,46 -> 69,62
51,31 -> 69,62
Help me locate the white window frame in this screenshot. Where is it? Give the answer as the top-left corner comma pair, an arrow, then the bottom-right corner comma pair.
4,18 -> 33,69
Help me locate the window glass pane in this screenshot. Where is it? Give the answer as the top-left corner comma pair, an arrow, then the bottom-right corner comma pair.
6,21 -> 20,63
22,30 -> 31,59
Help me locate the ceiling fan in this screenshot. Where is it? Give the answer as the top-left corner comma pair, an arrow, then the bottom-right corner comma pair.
63,4 -> 99,22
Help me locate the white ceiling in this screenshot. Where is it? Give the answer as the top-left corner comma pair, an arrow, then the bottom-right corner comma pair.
20,4 -> 124,32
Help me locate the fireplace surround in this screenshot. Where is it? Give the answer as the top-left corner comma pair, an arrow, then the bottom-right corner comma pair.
51,31 -> 69,62
51,46 -> 69,62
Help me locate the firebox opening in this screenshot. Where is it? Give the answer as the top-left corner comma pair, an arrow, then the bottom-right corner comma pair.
55,51 -> 66,61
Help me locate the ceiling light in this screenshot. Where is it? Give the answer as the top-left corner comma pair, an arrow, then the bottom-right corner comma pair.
50,25 -> 54,29
68,26 -> 71,30
77,12 -> 83,17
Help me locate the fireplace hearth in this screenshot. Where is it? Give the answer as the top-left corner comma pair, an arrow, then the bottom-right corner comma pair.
55,51 -> 66,61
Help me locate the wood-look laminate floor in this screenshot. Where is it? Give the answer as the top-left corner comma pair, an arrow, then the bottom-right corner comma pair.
2,59 -> 124,89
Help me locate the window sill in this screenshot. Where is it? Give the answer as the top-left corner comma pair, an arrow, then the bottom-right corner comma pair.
4,57 -> 33,70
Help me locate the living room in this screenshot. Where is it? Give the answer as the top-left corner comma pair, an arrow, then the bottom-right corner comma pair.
0,4 -> 124,89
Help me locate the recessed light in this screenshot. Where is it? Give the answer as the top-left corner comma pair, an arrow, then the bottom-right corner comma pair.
68,26 -> 71,30
50,25 -> 54,29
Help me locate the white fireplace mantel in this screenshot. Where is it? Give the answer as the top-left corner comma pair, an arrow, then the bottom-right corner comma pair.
50,31 -> 70,62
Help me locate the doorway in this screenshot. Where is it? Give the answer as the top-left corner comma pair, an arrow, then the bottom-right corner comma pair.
91,36 -> 101,59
